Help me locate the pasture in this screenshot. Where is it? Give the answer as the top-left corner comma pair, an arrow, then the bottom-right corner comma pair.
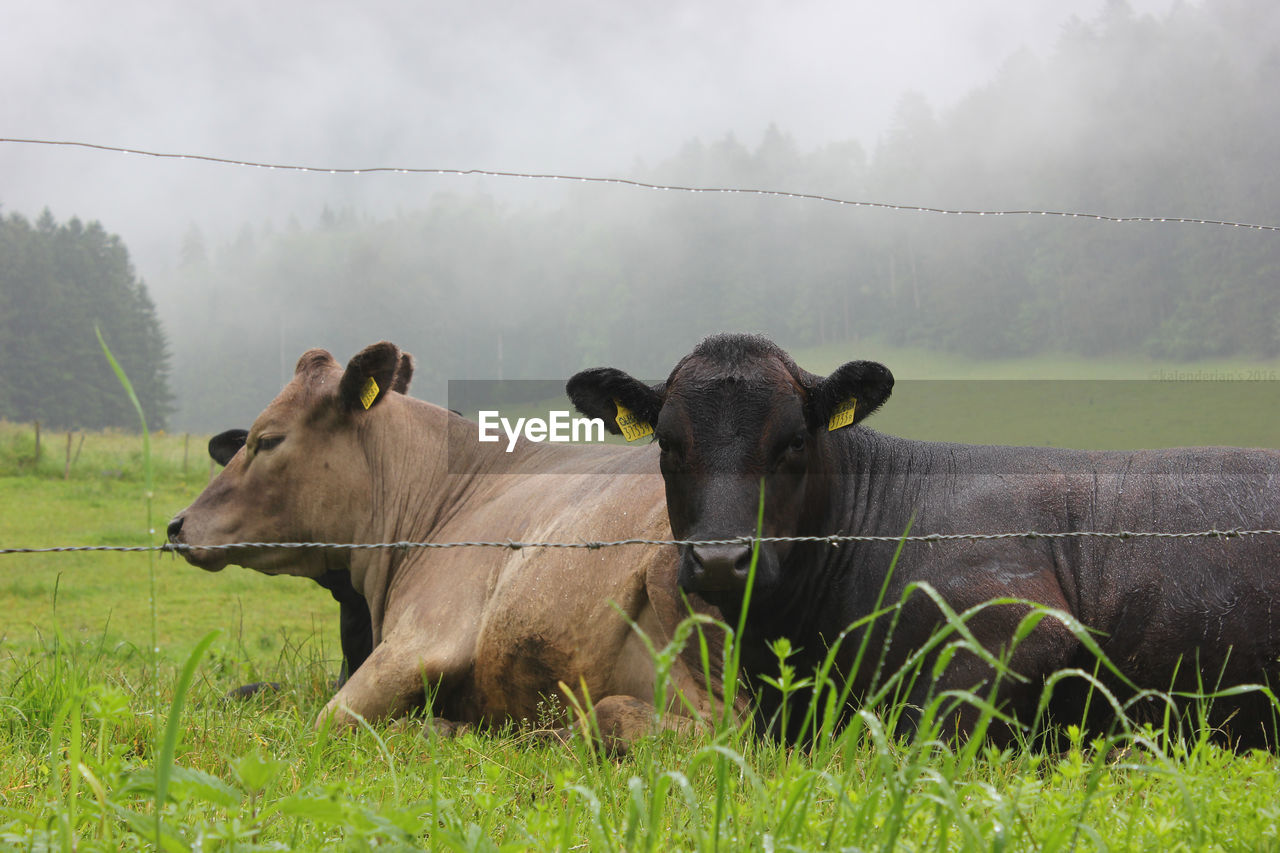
1,350 -> 1279,850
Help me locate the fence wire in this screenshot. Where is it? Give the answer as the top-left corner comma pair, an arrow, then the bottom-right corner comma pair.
5,140 -> 1279,555
5,137 -> 1280,232
4,528 -> 1280,557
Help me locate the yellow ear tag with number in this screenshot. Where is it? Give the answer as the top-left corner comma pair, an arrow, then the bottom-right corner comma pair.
359,377 -> 380,410
827,397 -> 858,431
613,398 -> 654,442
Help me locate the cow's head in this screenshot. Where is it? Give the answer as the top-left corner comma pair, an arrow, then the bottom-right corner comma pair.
167,341 -> 413,576
568,333 -> 891,601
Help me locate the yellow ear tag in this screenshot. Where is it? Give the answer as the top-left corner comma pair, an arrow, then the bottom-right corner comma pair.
613,398 -> 654,442
359,377 -> 380,410
827,397 -> 858,431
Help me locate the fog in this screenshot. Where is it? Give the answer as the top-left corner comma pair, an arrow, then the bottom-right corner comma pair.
8,0 -> 1279,432
5,0 -> 1178,270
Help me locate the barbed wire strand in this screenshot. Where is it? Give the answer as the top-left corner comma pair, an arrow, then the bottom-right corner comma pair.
4,137 -> 1279,233
3,528 -> 1279,556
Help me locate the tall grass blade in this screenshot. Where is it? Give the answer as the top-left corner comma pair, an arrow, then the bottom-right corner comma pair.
94,325 -> 152,516
154,628 -> 220,847
96,325 -> 163,759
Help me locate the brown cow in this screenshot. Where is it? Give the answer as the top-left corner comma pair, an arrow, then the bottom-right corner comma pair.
167,342 -> 734,749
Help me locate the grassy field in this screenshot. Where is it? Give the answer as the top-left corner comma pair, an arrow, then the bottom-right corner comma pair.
0,424 -> 345,667
1,353 -> 1279,850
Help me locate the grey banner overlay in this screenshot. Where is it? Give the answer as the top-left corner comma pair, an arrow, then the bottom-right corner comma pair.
445,379 -> 1278,475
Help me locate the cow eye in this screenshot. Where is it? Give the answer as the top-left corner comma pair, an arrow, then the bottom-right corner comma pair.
656,433 -> 686,462
788,433 -> 806,453
256,435 -> 284,453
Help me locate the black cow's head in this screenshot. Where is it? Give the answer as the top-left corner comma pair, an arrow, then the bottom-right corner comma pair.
568,333 -> 892,602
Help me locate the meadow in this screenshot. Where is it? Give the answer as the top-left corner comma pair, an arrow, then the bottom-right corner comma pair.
1,348 -> 1279,850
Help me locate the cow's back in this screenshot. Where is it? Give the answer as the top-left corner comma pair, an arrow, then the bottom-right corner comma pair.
837,435 -> 1280,744
1054,446 -> 1280,693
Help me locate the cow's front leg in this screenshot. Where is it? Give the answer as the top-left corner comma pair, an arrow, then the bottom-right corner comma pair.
500,694 -> 702,755
315,638 -> 467,731
592,694 -> 704,754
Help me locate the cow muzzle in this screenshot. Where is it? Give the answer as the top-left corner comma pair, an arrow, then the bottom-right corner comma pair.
679,542 -> 755,592
166,514 -> 228,572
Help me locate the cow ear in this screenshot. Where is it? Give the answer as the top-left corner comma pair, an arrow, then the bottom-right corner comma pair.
295,348 -> 337,377
567,367 -> 663,438
338,342 -> 402,412
391,352 -> 414,395
209,429 -> 248,466
805,360 -> 894,432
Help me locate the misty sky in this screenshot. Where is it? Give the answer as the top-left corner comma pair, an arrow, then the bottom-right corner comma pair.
3,0 -> 1179,285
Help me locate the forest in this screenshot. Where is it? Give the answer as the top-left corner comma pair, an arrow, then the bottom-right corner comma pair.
3,1 -> 1277,431
0,210 -> 171,429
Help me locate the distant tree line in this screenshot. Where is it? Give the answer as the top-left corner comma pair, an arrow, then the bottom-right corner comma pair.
0,210 -> 172,429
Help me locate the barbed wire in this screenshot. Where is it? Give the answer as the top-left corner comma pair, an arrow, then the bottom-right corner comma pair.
3,528 -> 1279,557
4,137 -> 1279,232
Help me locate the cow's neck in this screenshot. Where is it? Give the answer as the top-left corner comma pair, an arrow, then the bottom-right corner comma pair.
749,428 -> 952,653
823,427 -> 943,538
344,399 -> 579,638
343,400 -> 514,635
782,428 -> 1084,636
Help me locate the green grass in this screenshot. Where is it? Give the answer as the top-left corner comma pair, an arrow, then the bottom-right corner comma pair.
0,420 -> 222,483
0,475 -> 345,671
2,385 -> 1280,848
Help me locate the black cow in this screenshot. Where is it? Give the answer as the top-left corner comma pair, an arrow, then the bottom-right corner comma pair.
569,333 -> 1280,748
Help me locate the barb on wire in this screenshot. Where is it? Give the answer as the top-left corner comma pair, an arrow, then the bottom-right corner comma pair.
4,137 -> 1279,232
3,528 -> 1278,557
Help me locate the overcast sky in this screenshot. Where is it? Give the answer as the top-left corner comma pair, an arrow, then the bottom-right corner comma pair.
2,0 -> 1180,282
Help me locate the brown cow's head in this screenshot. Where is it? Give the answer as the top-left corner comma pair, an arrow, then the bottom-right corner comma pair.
568,333 -> 891,601
167,342 -> 413,576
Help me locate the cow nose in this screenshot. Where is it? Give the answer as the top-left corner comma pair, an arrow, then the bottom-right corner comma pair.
691,543 -> 754,589
166,515 -> 184,543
